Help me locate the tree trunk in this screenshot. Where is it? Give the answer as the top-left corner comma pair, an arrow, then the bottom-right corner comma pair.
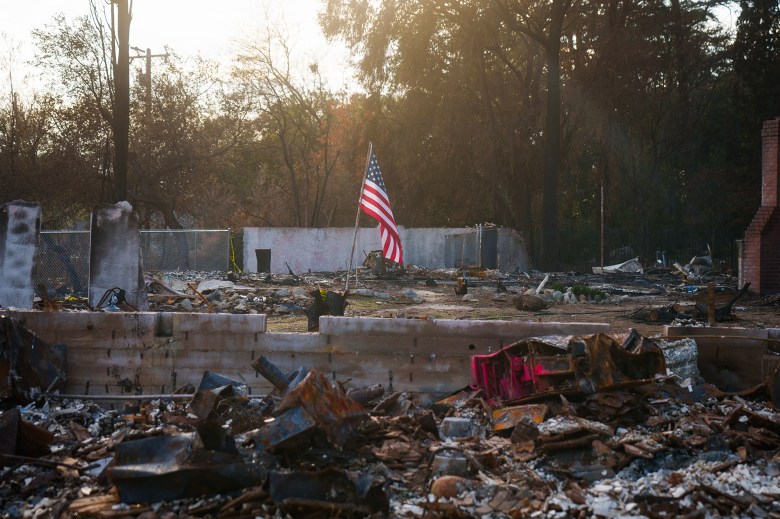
540,6 -> 564,270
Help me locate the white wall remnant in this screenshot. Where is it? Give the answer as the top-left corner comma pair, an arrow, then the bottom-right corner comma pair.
242,226 -> 531,274
88,203 -> 149,310
0,201 -> 41,309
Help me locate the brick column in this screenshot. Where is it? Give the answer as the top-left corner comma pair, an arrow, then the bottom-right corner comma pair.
761,118 -> 780,207
742,117 -> 780,295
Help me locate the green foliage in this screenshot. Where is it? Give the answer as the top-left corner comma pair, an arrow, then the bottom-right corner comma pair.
548,282 -> 605,300
0,0 -> 773,271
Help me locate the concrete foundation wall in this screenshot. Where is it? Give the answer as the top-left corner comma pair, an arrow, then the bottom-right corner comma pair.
242,226 -> 531,274
8,311 -> 607,401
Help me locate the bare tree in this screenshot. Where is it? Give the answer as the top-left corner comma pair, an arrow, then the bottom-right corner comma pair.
232,31 -> 343,227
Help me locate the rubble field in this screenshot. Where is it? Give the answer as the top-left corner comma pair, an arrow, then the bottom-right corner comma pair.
2,264 -> 779,518
141,264 -> 780,334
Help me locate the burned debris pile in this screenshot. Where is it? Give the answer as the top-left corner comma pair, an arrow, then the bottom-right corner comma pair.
22,255 -> 765,338
0,318 -> 778,518
0,315 -> 67,407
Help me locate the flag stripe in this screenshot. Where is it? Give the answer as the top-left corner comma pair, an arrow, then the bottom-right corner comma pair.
359,199 -> 398,234
361,183 -> 394,217
359,149 -> 402,265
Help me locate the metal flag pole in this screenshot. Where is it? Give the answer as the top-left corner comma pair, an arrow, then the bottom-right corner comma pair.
345,142 -> 374,293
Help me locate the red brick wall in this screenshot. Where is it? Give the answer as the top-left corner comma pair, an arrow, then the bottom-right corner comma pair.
742,117 -> 780,295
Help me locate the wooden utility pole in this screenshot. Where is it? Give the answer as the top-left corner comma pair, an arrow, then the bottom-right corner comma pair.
131,47 -> 169,116
114,0 -> 130,202
600,178 -> 605,268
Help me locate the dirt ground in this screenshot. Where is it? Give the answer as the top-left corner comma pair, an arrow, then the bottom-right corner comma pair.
262,266 -> 780,336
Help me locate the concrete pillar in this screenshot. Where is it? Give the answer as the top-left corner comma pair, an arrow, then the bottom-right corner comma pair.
88,202 -> 149,310
0,201 -> 41,309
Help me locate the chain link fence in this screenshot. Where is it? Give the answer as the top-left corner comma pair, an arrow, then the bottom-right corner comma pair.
36,229 -> 231,296
528,227 -> 737,273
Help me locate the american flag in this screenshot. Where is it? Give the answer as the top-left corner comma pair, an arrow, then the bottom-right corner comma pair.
359,149 -> 403,264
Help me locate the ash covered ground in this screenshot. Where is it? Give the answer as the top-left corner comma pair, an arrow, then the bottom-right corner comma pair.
3,264 -> 779,518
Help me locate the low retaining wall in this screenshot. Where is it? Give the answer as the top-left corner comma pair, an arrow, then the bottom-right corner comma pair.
8,311 -> 609,401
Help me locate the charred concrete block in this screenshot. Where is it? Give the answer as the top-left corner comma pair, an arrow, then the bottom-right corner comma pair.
430,452 -> 470,477
439,417 -> 476,440
88,203 -> 148,311
0,201 -> 40,309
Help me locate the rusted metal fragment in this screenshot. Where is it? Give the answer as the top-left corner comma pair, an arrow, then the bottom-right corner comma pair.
471,333 -> 666,403
510,415 -> 540,446
346,384 -> 385,406
250,368 -> 368,452
252,356 -> 308,393
269,468 -> 389,515
372,391 -> 414,416
0,407 -> 54,464
110,424 -> 265,503
251,406 -> 318,452
188,371 -> 249,422
195,370 -> 248,395
189,384 -> 239,422
492,404 -> 548,432
274,369 -> 368,449
253,355 -> 291,391
0,315 -> 66,406
431,388 -> 479,416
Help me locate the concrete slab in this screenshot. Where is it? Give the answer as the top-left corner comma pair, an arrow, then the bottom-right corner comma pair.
0,201 -> 41,309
